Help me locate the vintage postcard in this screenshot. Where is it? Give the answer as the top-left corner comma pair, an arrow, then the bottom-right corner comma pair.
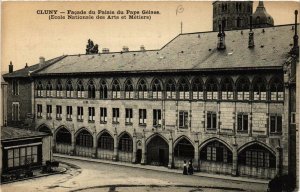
1,1 -> 299,192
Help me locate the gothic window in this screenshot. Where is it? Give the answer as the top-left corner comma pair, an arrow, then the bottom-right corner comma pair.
166,79 -> 176,99
236,77 -> 250,100
253,77 -> 267,101
56,127 -> 71,144
37,81 -> 43,97
56,80 -> 63,97
221,77 -> 234,100
200,141 -> 232,163
76,129 -> 93,147
206,78 -> 218,100
238,144 -> 276,168
118,133 -> 133,152
192,78 -> 203,100
66,80 -> 73,98
100,80 -> 108,99
137,79 -> 148,99
270,77 -> 284,101
112,80 -> 121,99
152,79 -> 162,99
178,78 -> 190,99
46,81 -> 52,97
124,79 -> 134,99
88,81 -> 95,99
98,132 -> 114,150
77,80 -> 84,98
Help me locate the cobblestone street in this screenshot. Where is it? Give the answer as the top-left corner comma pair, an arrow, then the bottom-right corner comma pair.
1,157 -> 268,192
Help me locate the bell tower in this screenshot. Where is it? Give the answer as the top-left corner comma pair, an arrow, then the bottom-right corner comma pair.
212,1 -> 253,31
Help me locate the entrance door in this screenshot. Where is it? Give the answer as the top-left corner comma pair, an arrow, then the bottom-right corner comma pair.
159,148 -> 165,166
136,149 -> 142,164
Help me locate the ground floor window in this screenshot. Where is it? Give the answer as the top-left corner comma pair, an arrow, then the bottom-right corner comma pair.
56,127 -> 72,144
200,141 -> 232,163
238,144 -> 276,168
174,138 -> 194,158
7,145 -> 39,168
118,134 -> 132,152
98,132 -> 114,150
76,130 -> 93,147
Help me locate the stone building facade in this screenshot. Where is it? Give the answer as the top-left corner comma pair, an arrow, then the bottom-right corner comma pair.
2,4 -> 298,182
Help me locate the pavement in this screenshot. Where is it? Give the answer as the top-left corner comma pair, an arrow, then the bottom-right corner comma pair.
54,153 -> 269,184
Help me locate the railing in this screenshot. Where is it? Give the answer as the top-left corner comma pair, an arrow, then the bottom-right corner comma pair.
75,146 -> 93,157
97,149 -> 114,161
55,143 -> 72,155
118,151 -> 132,163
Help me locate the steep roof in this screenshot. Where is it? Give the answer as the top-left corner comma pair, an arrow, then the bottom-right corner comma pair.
31,25 -> 297,75
1,126 -> 49,141
3,56 -> 66,78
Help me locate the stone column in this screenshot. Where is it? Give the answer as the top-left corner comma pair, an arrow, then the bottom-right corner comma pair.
231,144 -> 238,176
92,132 -> 97,158
141,132 -> 147,165
132,130 -> 137,163
168,133 -> 174,169
276,146 -> 282,176
71,130 -> 75,156
113,131 -> 118,161
194,139 -> 199,171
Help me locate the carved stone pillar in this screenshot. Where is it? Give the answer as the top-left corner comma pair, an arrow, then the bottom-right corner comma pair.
132,130 -> 137,163
113,130 -> 118,161
231,144 -> 238,176
276,146 -> 282,176
168,132 -> 174,169
141,132 -> 147,165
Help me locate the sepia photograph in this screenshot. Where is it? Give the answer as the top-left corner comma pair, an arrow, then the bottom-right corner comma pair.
1,1 -> 299,191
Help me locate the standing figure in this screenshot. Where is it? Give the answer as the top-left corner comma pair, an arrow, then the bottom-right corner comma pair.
188,159 -> 194,175
183,160 -> 188,175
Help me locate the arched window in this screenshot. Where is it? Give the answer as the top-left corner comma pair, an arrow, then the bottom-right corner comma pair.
166,79 -> 176,99
221,77 -> 234,100
236,77 -> 250,100
98,132 -> 114,150
200,140 -> 232,163
238,144 -> 276,168
46,81 -> 52,97
178,78 -> 190,99
112,80 -> 120,99
253,77 -> 267,101
56,127 -> 71,144
270,77 -> 284,101
76,129 -> 93,147
192,78 -> 203,100
56,80 -> 63,97
66,80 -> 73,98
124,80 -> 134,99
206,78 -> 218,100
174,138 -> 194,159
77,80 -> 84,98
118,133 -> 133,152
88,81 -> 95,99
152,79 -> 162,99
100,80 -> 108,99
137,79 -> 148,99
37,81 -> 43,97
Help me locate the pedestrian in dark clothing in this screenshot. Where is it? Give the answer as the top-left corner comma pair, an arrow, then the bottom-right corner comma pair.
188,159 -> 194,175
183,160 -> 188,175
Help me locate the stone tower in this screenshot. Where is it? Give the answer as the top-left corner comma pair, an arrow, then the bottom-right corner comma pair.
252,1 -> 274,28
212,1 -> 253,31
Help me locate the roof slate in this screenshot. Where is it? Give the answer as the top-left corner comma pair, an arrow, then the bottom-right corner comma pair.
1,126 -> 49,141
3,56 -> 66,78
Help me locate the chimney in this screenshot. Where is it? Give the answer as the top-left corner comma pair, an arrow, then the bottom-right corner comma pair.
291,10 -> 299,57
9,61 -> 13,73
248,16 -> 255,48
122,46 -> 129,52
39,57 -> 45,68
25,63 -> 28,68
140,45 -> 145,51
102,48 -> 110,53
217,21 -> 226,50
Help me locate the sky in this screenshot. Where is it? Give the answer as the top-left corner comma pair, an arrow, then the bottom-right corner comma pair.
1,1 -> 299,73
